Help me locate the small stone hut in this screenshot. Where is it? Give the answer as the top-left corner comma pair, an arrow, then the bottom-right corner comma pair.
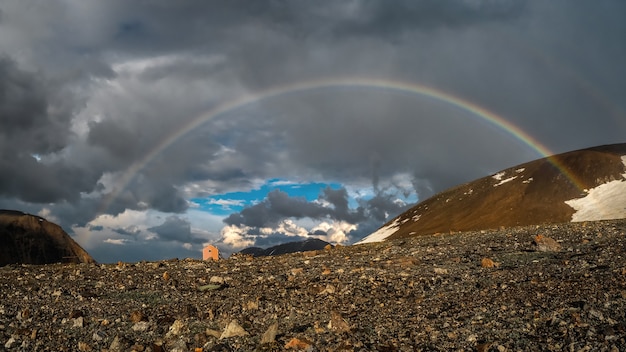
202,245 -> 219,261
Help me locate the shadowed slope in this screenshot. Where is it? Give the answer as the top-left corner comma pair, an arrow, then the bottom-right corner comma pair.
0,210 -> 95,265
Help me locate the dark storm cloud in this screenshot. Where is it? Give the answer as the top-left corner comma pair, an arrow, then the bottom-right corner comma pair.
322,187 -> 360,222
113,227 -> 140,237
223,190 -> 329,227
0,57 -> 101,203
362,193 -> 412,223
331,0 -> 526,35
0,57 -> 70,153
148,216 -> 204,244
87,119 -> 141,162
143,183 -> 188,213
80,0 -> 526,54
224,183 -> 410,227
223,187 -> 377,228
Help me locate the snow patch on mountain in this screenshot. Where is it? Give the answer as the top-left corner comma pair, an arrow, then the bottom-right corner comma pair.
565,155 -> 626,222
494,176 -> 517,187
492,172 -> 506,181
492,169 -> 519,187
355,218 -> 402,244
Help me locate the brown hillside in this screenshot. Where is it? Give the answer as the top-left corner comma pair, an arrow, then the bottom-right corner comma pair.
0,210 -> 95,265
375,143 -> 626,241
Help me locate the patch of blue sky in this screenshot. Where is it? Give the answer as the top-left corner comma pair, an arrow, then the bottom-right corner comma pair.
191,179 -> 343,216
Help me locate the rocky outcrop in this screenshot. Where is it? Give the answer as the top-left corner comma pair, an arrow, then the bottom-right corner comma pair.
0,210 -> 95,265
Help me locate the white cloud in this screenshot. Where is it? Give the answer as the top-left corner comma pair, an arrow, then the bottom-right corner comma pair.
219,218 -> 355,253
260,219 -> 308,237
89,209 -> 150,229
311,221 -> 355,244
103,238 -> 129,245
206,199 -> 245,207
37,207 -> 59,223
72,209 -> 174,249
268,179 -> 299,186
220,224 -> 255,249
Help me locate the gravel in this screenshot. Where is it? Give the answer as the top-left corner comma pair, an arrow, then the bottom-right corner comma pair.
1,219 -> 625,351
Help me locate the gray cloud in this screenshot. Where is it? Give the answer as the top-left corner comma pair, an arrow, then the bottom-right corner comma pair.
0,57 -> 101,203
0,57 -> 72,154
148,216 -> 204,244
222,187 -> 371,228
224,190 -> 329,228
328,0 -> 527,35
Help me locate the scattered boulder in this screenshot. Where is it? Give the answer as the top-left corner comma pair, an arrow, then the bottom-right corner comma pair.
260,322 -> 279,344
328,311 -> 351,333
533,234 -> 562,252
220,320 -> 248,339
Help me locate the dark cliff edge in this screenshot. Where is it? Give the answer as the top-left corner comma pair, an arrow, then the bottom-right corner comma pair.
0,210 -> 95,266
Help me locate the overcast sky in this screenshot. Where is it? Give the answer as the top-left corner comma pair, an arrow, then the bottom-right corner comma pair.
0,0 -> 624,263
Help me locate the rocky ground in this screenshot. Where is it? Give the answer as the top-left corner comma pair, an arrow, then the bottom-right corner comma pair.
1,220 -> 625,351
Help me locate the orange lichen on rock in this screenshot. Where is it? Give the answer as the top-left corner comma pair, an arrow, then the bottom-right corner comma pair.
481,257 -> 500,268
285,337 -> 313,350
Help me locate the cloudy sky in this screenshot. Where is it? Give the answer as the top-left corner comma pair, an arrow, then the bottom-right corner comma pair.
0,0 -> 624,263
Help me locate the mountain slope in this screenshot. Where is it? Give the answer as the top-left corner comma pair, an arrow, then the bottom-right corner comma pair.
358,143 -> 626,243
0,210 -> 95,265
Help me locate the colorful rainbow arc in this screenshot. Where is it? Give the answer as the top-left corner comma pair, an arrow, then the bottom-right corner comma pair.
98,77 -> 586,214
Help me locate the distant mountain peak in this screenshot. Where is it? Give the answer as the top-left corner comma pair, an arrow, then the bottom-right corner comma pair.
357,143 -> 626,244
239,238 -> 330,257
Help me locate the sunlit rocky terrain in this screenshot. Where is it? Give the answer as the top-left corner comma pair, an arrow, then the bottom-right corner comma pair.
2,219 -> 625,351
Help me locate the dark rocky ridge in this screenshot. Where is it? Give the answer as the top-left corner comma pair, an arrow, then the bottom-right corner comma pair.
239,238 -> 330,257
0,210 -> 95,266
1,219 -> 624,351
364,143 -> 626,242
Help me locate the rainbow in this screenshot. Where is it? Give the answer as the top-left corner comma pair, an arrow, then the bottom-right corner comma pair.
98,77 -> 586,213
